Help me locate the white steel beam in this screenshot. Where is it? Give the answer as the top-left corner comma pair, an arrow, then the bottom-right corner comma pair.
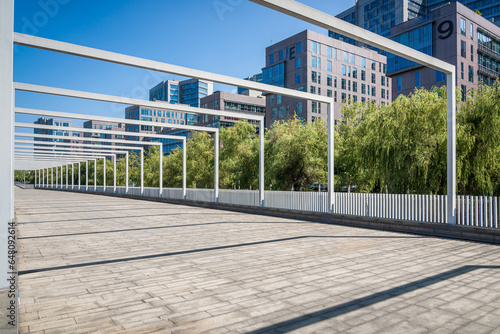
251,0 -> 456,224
13,33 -> 329,104
0,0 -> 14,289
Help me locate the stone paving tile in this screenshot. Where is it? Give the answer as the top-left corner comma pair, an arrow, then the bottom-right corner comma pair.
14,188 -> 500,333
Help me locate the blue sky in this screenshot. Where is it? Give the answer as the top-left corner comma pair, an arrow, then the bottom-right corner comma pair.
14,0 -> 353,128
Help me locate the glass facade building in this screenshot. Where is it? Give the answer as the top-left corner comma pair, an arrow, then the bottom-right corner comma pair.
387,23 -> 432,73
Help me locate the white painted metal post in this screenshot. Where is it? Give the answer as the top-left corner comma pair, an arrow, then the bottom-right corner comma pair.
214,130 -> 219,203
125,153 -> 129,194
86,160 -> 88,191
35,169 -> 37,188
182,139 -> 187,200
447,72 -> 457,224
259,119 -> 264,207
103,158 -> 106,192
328,101 -> 335,213
78,162 -> 81,190
93,159 -> 96,191
113,154 -> 116,193
71,164 -> 74,189
51,167 -> 53,188
159,144 -> 163,197
140,150 -> 144,195
56,166 -> 58,188
66,164 -> 68,189
60,166 -> 63,188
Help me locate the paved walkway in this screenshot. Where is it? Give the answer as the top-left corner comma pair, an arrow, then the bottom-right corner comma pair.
14,188 -> 500,334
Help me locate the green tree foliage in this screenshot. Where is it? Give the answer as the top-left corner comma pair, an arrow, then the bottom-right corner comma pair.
458,82 -> 500,195
266,117 -> 327,190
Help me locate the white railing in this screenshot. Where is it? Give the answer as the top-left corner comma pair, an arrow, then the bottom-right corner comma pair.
35,185 -> 500,229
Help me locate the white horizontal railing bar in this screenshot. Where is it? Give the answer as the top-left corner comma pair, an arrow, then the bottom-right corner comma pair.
15,132 -> 161,147
14,83 -> 262,124
16,108 -> 197,138
250,0 -> 454,74
15,121 -> 185,142
15,140 -> 142,152
15,151 -> 115,158
13,33 -> 331,104
15,146 -> 128,154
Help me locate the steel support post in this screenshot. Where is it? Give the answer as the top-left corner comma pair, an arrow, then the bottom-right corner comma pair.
51,167 -> 53,188
71,164 -> 74,189
259,119 -> 264,207
182,139 -> 187,200
125,153 -> 129,194
60,166 -> 63,188
113,155 -> 116,193
214,130 -> 219,203
447,72 -> 457,224
56,166 -> 58,188
103,158 -> 106,192
78,162 -> 81,190
328,101 -> 335,213
159,145 -> 163,197
86,160 -> 88,191
94,159 -> 96,191
66,164 -> 68,189
35,169 -> 37,188
140,150 -> 144,195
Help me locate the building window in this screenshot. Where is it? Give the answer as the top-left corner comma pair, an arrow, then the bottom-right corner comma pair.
296,102 -> 302,114
310,86 -> 316,94
461,40 -> 466,58
436,70 -> 446,82
334,76 -> 337,88
327,89 -> 332,97
318,73 -> 321,84
277,94 -> 282,104
461,62 -> 464,80
348,66 -> 351,77
341,79 -> 346,90
312,101 -> 317,113
471,45 -> 474,61
461,18 -> 466,36
327,46 -> 332,58
341,65 -> 346,75
397,76 -> 402,92
361,57 -> 366,68
343,51 -> 348,62
372,86 -> 376,97
361,84 -> 366,94
469,65 -> 474,83
279,106 -> 284,118
333,48 -> 337,59
381,76 -> 385,86
295,57 -> 301,69
371,73 -> 376,84
318,87 -> 321,95
416,71 -> 420,87
353,68 -> 357,79
470,23 -> 473,40
334,91 -> 337,102
297,41 -> 302,54
341,93 -> 346,101
312,71 -> 317,83
361,70 -> 366,81
269,54 -> 274,65
327,75 -> 332,86
381,89 -> 386,99
353,82 -> 357,92
317,58 -> 321,69
348,80 -> 351,91
312,56 -> 317,68
350,54 -> 355,64
270,95 -> 275,106
295,72 -> 301,84
461,85 -> 466,101
327,60 -> 332,72
272,108 -> 277,119
371,60 -> 376,71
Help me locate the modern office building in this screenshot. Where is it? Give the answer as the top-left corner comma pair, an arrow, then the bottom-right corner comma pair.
199,91 -> 266,129
386,2 -> 500,99
149,78 -> 213,125
34,118 -> 81,143
237,73 -> 264,95
332,0 -> 500,47
124,105 -> 187,155
82,120 -> 126,149
263,30 -> 391,128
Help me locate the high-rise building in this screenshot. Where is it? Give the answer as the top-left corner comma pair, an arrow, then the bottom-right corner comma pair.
386,2 -> 500,99
34,118 -> 81,143
199,91 -> 266,129
124,105 -> 187,155
332,0 -> 500,46
149,78 -> 213,125
237,73 -> 263,95
263,30 -> 391,128
82,120 -> 126,151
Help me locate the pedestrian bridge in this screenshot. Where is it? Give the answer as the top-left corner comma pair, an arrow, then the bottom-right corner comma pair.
13,187 -> 500,333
